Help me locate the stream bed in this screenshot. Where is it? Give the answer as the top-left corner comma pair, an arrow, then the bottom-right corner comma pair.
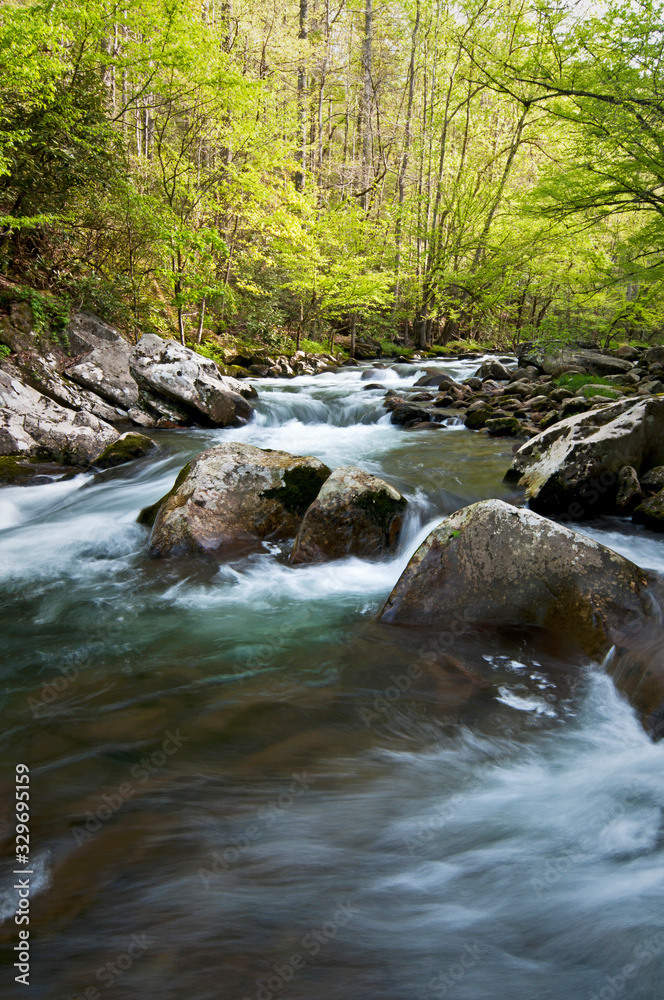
1,358 -> 663,1000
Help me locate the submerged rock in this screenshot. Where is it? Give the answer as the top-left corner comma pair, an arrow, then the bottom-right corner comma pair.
290,466 -> 407,565
130,334 -> 255,427
504,396 -> 664,517
0,370 -> 119,465
145,443 -> 331,558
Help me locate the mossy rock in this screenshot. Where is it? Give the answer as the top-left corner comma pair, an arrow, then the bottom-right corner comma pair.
95,432 -> 157,470
485,417 -> 522,437
137,462 -> 191,527
633,490 -> 664,531
261,464 -> 330,516
464,408 -> 493,430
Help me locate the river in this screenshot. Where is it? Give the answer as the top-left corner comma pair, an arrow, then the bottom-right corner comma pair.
1,357 -> 663,1000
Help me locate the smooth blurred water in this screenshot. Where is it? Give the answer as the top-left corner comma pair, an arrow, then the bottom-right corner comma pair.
0,357 -> 663,1000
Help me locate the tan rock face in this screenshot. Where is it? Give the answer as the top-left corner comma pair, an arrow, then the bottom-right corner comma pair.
504,396 -> 664,517
146,443 -> 331,558
290,465 -> 407,565
379,499 -> 664,736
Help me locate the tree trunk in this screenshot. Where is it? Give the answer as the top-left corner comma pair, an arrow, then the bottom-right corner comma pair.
350,312 -> 356,358
295,0 -> 308,191
360,0 -> 373,209
196,296 -> 207,344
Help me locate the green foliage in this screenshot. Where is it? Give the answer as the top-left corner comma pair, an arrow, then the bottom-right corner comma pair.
0,343 -> 10,357
555,373 -> 612,392
0,0 -> 662,354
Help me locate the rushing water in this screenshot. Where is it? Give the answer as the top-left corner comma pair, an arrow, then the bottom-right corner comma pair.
1,358 -> 663,1000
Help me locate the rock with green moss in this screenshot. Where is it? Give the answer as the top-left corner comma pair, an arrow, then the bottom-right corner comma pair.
633,490 -> 664,531
464,406 -> 493,430
290,466 -> 407,565
94,432 -> 158,469
485,416 -> 522,437
146,443 -> 331,558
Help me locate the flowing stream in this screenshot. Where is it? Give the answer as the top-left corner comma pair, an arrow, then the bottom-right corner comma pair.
1,358 -> 663,1000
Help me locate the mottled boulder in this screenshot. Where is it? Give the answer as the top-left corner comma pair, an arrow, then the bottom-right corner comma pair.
290,466 -> 407,565
504,397 -> 664,517
633,490 -> 664,531
94,432 -> 158,469
2,356 -> 127,424
65,312 -> 139,410
130,335 -> 254,427
379,500 -> 653,658
0,370 -> 118,465
145,443 -> 331,558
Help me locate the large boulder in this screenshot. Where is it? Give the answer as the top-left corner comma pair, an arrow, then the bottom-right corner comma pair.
144,443 -> 331,558
519,346 -> 633,377
290,466 -> 407,565
379,500 -> 664,735
64,312 -> 139,410
0,370 -> 119,465
504,396 -> 664,517
130,335 -> 254,427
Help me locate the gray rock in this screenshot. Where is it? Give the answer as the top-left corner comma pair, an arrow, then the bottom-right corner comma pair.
130,334 -> 253,427
379,499 -> 652,658
640,466 -> 664,496
2,356 -> 127,424
504,397 -> 664,517
379,499 -> 664,736
290,466 -> 407,565
65,312 -> 139,410
615,466 -> 643,514
521,347 -> 633,377
145,443 -> 331,558
0,370 -> 118,465
476,359 -> 511,381
614,346 -> 641,361
644,347 -> 664,366
633,490 -> 664,531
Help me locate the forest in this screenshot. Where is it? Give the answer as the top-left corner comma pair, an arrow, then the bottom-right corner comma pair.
1,0 -> 663,354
